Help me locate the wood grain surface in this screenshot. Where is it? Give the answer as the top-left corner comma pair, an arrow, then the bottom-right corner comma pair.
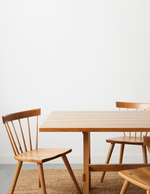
39,111 -> 150,132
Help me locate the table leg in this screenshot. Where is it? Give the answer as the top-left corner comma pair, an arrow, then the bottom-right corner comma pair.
83,132 -> 89,194
88,132 -> 91,190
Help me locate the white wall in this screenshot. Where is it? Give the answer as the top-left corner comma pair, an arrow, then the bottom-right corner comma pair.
0,0 -> 150,164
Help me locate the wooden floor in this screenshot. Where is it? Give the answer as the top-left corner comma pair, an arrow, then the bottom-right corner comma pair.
0,164 -> 83,194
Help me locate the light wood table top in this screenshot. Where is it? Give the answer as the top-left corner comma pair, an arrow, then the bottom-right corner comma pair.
39,111 -> 150,132
39,111 -> 150,194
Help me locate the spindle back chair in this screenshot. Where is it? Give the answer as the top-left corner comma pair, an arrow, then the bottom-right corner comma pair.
100,102 -> 150,182
2,109 -> 81,194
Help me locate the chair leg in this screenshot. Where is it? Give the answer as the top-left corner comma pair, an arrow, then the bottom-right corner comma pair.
37,164 -> 41,187
62,154 -> 82,194
10,161 -> 23,194
120,180 -> 130,194
37,163 -> 46,194
142,145 -> 148,163
119,144 -> 125,164
147,190 -> 150,194
100,143 -> 115,182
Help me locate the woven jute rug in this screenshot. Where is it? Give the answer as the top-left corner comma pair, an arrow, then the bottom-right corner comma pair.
6,169 -> 146,194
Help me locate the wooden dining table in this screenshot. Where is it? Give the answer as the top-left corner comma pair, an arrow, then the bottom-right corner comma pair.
39,111 -> 150,194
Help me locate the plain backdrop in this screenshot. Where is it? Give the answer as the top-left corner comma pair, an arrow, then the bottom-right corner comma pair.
0,0 -> 150,164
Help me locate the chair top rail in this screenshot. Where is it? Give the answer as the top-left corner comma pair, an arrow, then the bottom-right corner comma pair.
2,108 -> 41,123
116,102 -> 150,110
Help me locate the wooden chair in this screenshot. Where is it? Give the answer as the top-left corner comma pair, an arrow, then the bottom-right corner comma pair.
119,136 -> 150,194
2,108 -> 82,194
100,102 -> 150,182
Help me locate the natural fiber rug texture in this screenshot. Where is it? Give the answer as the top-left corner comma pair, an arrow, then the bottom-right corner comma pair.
6,169 -> 146,194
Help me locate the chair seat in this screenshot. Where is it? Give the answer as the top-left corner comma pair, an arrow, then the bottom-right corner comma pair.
119,167 -> 150,191
14,148 -> 72,163
106,136 -> 143,145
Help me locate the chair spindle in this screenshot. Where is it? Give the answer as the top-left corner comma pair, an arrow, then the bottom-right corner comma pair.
128,108 -> 130,138
134,109 -> 137,138
7,123 -> 19,155
36,116 -> 38,149
129,132 -> 131,137
18,119 -> 27,152
145,132 -> 148,136
4,123 -> 17,156
119,108 -> 125,137
11,121 -> 23,153
27,117 -> 32,151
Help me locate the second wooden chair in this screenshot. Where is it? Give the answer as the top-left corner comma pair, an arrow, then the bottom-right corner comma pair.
100,101 -> 150,182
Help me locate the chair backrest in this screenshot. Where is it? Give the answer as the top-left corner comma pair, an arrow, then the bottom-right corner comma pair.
116,102 -> 150,138
2,109 -> 41,156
